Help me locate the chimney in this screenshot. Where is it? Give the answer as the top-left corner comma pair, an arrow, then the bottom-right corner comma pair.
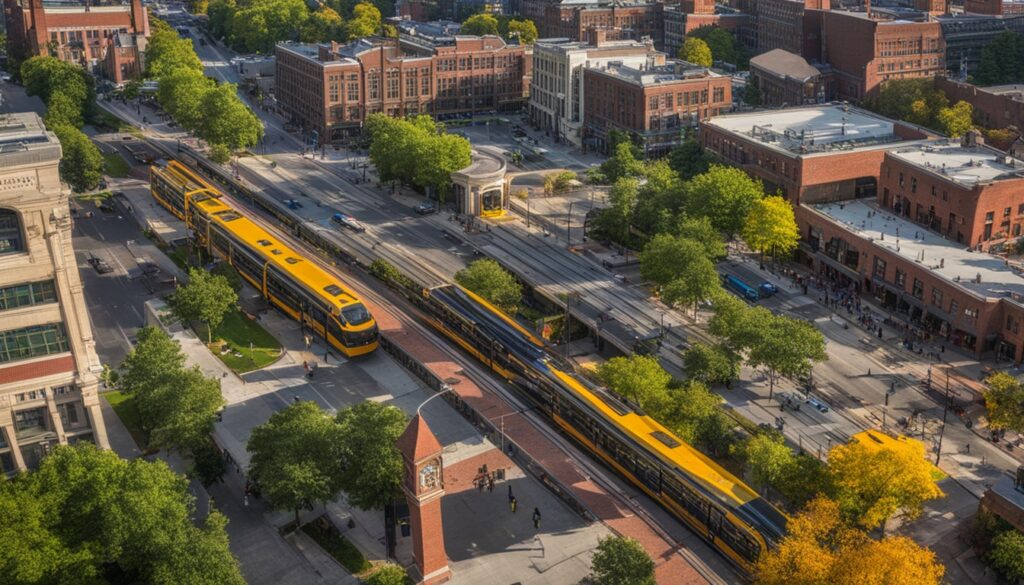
962,128 -> 984,148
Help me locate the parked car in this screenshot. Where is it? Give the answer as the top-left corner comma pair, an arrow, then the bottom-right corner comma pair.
283,199 -> 303,210
88,255 -> 113,274
0,71 -> 11,83
415,200 -> 437,215
332,212 -> 366,233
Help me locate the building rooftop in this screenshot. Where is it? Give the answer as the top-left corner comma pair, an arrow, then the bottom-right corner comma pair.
591,59 -> 720,86
535,37 -> 652,53
705,104 -> 917,155
812,198 -> 1024,301
981,84 -> 1024,100
750,49 -> 822,81
0,112 -> 62,168
276,41 -> 358,66
888,142 -> 1024,186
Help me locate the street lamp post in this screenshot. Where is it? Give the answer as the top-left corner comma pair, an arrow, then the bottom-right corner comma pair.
566,201 -> 575,245
416,383 -> 455,416
935,367 -> 951,465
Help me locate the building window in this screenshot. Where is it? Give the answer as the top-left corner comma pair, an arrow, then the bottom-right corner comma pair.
964,307 -> 979,319
421,74 -> 430,96
14,407 -> 47,434
912,278 -> 924,299
0,323 -> 69,364
386,69 -> 399,100
346,74 -> 359,101
0,280 -> 57,311
949,299 -> 959,315
713,87 -> 725,102
0,209 -> 24,254
368,71 -> 379,100
1005,207 -> 1012,218
405,71 -> 417,98
57,402 -> 81,429
873,257 -> 887,278
895,269 -> 906,288
911,177 -> 917,193
931,287 -> 943,307
648,96 -> 658,109
986,211 -> 994,223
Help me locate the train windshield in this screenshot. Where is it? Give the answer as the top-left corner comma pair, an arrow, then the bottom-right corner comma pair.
341,303 -> 372,326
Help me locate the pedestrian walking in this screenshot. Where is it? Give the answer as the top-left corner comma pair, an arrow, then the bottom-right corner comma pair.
487,476 -> 495,493
532,507 -> 541,529
303,361 -> 309,373
244,494 -> 249,507
966,443 -> 971,454
510,496 -> 517,513
508,484 -> 514,502
478,477 -> 485,493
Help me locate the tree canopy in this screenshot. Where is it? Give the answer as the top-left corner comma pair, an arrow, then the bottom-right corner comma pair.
597,355 -> 672,413
0,444 -> 245,585
688,26 -> 748,68
755,497 -> 943,585
507,19 -> 538,44
590,536 -> 656,585
247,401 -> 346,527
639,233 -> 721,313
742,195 -> 800,260
461,13 -> 499,36
51,125 -> 104,193
335,401 -> 407,510
935,100 -> 974,138
366,114 -> 471,198
827,437 -> 943,529
454,258 -> 523,314
683,341 -> 740,385
365,564 -> 409,585
983,372 -> 1024,433
198,83 -> 265,150
680,37 -> 713,67
988,529 -> 1024,583
346,2 -> 382,40
169,267 -> 239,344
975,30 -> 1024,86
684,165 -> 764,235
145,28 -> 204,78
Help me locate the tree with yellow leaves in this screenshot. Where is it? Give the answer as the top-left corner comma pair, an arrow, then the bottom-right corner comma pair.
827,437 -> 943,530
756,497 -> 944,585
742,195 -> 799,263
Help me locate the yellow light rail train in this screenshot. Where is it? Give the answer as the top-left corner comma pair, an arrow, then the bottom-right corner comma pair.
421,284 -> 787,573
150,161 -> 378,357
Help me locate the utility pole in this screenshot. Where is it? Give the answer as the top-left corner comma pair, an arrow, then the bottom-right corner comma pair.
935,367 -> 951,465
566,201 -> 575,245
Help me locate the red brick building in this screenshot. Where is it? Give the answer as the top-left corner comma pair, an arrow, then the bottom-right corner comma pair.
583,60 -> 731,156
965,0 -> 1024,15
275,35 -> 530,142
521,0 -> 663,45
3,0 -> 149,83
756,0 -> 825,56
699,104 -> 931,204
810,10 -> 945,100
749,49 -> 830,107
935,77 -> 1024,131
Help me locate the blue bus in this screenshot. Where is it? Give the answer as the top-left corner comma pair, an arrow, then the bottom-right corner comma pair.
724,274 -> 778,302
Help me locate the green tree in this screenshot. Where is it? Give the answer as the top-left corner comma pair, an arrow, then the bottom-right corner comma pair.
346,1 -> 382,39
365,564 -> 408,585
600,141 -> 645,182
2,443 -> 245,585
680,37 -> 713,67
863,78 -> 948,130
597,355 -> 672,414
667,129 -> 712,181
209,143 -> 232,164
745,310 -> 828,400
507,18 -> 538,44
198,83 -> 265,150
51,125 -> 104,192
300,6 -> 345,42
639,234 -> 721,314
21,55 -> 93,109
590,536 -> 656,585
742,195 -> 799,261
543,170 -> 577,195
147,367 -> 224,453
118,326 -> 186,401
664,380 -> 732,452
170,267 -> 239,344
462,13 -> 499,36
596,176 -> 640,243
744,80 -> 762,106
207,0 -> 237,40
740,432 -> 796,491
247,401 -> 345,528
146,29 -> 204,78
366,114 -> 470,197
983,372 -> 1024,432
685,165 -> 764,235
936,100 -> 973,138
336,401 -> 407,510
158,68 -> 216,132
454,258 -> 523,313
675,215 -> 726,260
975,30 -> 1023,86
988,530 -> 1024,582
683,341 -> 740,384
44,91 -> 85,128
689,26 -> 748,68
228,0 -> 311,53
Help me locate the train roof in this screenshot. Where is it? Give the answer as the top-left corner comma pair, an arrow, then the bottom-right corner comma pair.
161,160 -> 218,194
193,195 -> 365,313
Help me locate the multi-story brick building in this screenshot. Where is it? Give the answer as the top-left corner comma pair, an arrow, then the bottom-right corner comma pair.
700,104 -> 931,204
878,136 -> 1024,248
0,112 -> 110,476
964,0 -> 1024,15
934,77 -> 1024,131
528,36 -> 661,147
275,33 -> 530,143
939,13 -> 1024,76
756,0 -> 824,56
583,60 -> 731,155
522,0 -> 663,44
810,10 -> 945,100
664,5 -> 753,58
749,49 -> 830,106
3,0 -> 150,83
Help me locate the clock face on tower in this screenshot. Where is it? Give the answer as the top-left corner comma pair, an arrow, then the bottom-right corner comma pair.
419,463 -> 440,491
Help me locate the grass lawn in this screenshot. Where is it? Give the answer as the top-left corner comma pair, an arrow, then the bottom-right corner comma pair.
196,310 -> 281,374
103,390 -> 149,449
75,191 -> 113,204
301,522 -> 372,575
103,152 -> 131,178
94,110 -> 140,134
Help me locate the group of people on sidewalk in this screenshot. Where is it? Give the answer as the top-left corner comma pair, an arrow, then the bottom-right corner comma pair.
474,471 -> 543,530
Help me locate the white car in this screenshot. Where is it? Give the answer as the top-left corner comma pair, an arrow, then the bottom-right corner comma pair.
332,212 -> 366,233
0,72 -> 11,82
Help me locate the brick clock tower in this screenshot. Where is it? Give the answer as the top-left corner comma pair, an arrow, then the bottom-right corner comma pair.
396,415 -> 451,585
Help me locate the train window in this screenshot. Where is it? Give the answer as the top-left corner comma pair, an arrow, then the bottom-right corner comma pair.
257,239 -> 272,247
285,257 -> 301,265
266,268 -> 301,311
210,228 -> 231,255
231,248 -> 264,283
324,285 -> 343,296
651,431 -> 680,448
